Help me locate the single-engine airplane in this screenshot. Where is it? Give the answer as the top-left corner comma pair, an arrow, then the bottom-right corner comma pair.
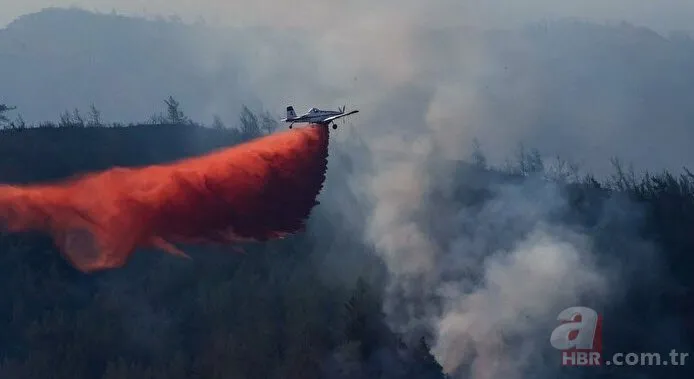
281,105 -> 359,129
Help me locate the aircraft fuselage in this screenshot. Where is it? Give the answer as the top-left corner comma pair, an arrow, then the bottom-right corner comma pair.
282,106 -> 358,129
285,111 -> 342,124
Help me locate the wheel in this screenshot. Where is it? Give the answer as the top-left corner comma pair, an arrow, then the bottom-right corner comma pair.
289,124 -> 293,129
332,123 -> 338,130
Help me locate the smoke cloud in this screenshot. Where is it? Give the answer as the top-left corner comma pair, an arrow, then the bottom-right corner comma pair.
362,119 -> 619,377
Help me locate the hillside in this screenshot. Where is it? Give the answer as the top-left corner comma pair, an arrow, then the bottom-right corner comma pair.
0,108 -> 691,378
0,114 -> 449,378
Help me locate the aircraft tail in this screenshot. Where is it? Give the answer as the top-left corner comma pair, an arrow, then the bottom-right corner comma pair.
286,106 -> 297,119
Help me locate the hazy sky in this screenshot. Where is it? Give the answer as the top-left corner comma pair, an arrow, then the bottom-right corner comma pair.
3,2 -> 694,175
2,0 -> 694,32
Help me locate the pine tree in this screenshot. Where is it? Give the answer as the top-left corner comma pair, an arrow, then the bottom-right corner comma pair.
164,96 -> 189,124
0,104 -> 17,127
87,104 -> 102,127
238,105 -> 261,139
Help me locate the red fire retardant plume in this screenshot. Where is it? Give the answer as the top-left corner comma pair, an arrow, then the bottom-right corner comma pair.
0,125 -> 330,272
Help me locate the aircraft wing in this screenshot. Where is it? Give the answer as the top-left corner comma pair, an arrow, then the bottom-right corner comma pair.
323,110 -> 359,123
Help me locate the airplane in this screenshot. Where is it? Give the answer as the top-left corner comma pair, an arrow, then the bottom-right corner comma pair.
281,105 -> 359,129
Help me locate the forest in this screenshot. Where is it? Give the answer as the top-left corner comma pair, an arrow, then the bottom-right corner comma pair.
0,98 -> 692,379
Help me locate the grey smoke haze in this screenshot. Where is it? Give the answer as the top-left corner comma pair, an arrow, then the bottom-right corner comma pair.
3,6 -> 694,174
0,3 -> 690,377
3,0 -> 694,31
368,166 -> 612,377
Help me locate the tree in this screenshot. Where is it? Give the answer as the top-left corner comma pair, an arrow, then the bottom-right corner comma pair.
164,96 -> 189,125
259,110 -> 279,135
544,155 -> 580,183
58,110 -> 73,127
212,115 -> 225,129
410,337 -> 446,378
148,113 -> 167,125
342,277 -> 383,359
87,104 -> 102,127
72,108 -> 85,127
0,104 -> 17,128
608,157 -> 637,191
509,143 -> 544,176
238,105 -> 261,139
12,114 -> 27,129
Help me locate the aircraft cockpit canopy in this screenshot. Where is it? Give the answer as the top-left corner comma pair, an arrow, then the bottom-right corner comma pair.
308,108 -> 319,113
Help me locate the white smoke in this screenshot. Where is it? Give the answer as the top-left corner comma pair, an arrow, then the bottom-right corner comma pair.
363,142 -> 613,377
432,227 -> 608,377
359,64 -> 614,378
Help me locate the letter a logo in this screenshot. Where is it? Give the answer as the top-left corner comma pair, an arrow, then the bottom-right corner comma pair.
550,306 -> 601,352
